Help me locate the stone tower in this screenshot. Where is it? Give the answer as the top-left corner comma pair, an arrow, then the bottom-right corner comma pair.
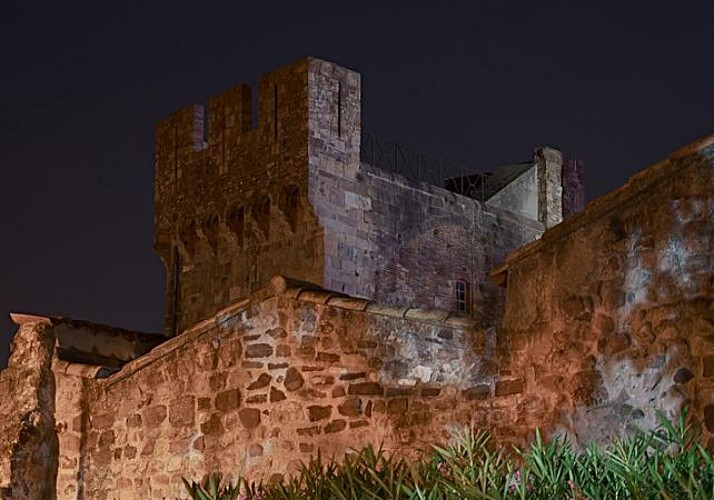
154,59 -> 361,335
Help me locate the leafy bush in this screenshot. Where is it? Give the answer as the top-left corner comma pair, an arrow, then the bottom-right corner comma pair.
183,410 -> 714,499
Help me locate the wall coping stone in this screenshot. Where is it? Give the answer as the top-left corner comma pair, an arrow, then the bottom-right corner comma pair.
492,133 -> 714,284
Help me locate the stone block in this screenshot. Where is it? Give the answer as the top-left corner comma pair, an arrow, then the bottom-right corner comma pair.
239,408 -> 261,429
246,394 -> 267,404
495,379 -> 525,397
338,397 -> 361,417
325,419 -> 347,433
316,352 -> 340,363
126,414 -> 141,428
246,343 -> 274,358
420,387 -> 441,398
308,405 -> 332,421
270,387 -> 287,402
169,395 -> 195,426
348,382 -> 384,396
200,414 -> 223,435
297,426 -> 321,436
215,389 -> 241,412
276,345 -> 291,357
571,370 -> 608,407
463,385 -> 490,400
674,367 -> 694,384
91,413 -> 115,430
143,405 -> 167,428
247,373 -> 272,390
350,420 -> 370,429
284,367 -> 305,391
98,430 -> 115,448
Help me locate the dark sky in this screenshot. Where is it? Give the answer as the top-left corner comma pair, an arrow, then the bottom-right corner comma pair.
1,2 -> 712,367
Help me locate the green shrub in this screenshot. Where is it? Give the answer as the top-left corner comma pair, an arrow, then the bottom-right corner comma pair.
183,410 -> 714,499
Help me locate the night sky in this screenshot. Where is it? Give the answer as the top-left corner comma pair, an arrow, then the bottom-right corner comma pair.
1,2 -> 713,367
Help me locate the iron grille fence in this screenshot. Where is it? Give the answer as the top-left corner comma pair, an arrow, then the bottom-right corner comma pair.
360,132 -> 489,200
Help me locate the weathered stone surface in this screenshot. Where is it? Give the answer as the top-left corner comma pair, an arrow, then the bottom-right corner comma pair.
248,373 -> 273,390
463,385 -> 490,400
246,344 -> 273,359
348,383 -> 383,396
571,370 -> 608,407
270,387 -> 287,402
169,396 -> 195,426
495,379 -> 524,397
674,368 -> 694,384
703,355 -> 714,377
246,394 -> 267,404
215,389 -> 241,412
324,419 -> 347,433
143,406 -> 168,427
307,406 -> 332,422
238,408 -> 261,429
338,398 -> 361,417
284,367 -> 304,391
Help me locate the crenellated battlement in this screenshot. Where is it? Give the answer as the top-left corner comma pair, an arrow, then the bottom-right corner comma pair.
154,58 -> 362,335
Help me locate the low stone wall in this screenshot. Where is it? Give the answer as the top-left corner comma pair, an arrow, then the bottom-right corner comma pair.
49,278 -> 539,499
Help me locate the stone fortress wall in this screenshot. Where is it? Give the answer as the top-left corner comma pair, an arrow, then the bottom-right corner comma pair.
0,57 -> 712,499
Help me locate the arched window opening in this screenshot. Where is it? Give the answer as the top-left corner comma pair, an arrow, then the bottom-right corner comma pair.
227,205 -> 245,247
179,219 -> 196,256
253,196 -> 271,237
455,280 -> 470,313
279,186 -> 300,231
203,214 -> 220,251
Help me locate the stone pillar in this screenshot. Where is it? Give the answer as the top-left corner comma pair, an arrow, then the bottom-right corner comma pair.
0,314 -> 58,500
535,146 -> 564,228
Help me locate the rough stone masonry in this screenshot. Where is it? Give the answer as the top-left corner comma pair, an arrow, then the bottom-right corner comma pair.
0,57 -> 712,499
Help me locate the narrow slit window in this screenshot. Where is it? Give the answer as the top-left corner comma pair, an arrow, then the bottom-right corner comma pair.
455,280 -> 469,313
227,206 -> 245,247
173,125 -> 179,182
254,196 -> 271,237
337,81 -> 342,138
279,186 -> 300,231
273,84 -> 278,140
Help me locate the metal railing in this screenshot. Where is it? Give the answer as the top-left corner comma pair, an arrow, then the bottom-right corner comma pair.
360,132 -> 489,200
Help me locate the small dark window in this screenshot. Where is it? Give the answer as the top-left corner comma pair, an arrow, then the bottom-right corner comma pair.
455,280 -> 469,313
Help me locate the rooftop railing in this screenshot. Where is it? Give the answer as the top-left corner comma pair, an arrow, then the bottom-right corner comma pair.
360,132 -> 489,200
